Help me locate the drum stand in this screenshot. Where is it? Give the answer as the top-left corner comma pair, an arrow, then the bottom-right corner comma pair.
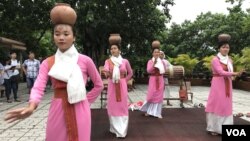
163,77 -> 193,108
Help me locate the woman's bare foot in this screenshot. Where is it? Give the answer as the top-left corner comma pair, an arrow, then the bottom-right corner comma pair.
158,115 -> 163,119
210,132 -> 218,136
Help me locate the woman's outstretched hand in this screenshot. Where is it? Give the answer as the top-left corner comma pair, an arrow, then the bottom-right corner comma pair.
4,103 -> 37,123
234,69 -> 246,77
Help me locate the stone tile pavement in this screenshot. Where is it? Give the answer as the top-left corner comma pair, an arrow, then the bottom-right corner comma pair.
0,82 -> 249,141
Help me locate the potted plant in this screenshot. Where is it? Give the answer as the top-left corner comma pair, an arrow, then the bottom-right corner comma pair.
172,54 -> 199,79
231,48 -> 250,91
202,55 -> 215,79
232,48 -> 250,81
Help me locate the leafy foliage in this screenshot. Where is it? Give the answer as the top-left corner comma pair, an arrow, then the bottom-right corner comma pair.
231,53 -> 245,72
202,55 -> 215,72
172,54 -> 199,76
241,48 -> 250,71
232,48 -> 250,71
0,0 -> 174,68
164,0 -> 250,60
74,0 -> 174,67
0,0 -> 53,53
1,0 -> 250,76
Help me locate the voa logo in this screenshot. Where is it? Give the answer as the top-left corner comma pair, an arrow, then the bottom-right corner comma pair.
226,129 -> 246,136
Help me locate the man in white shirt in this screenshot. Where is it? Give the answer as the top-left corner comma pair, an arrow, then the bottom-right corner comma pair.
160,51 -> 172,106
0,62 -> 4,85
0,62 -> 5,97
9,52 -> 21,102
10,52 -> 21,72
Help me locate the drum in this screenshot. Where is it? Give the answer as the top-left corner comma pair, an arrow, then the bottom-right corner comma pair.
164,66 -> 185,79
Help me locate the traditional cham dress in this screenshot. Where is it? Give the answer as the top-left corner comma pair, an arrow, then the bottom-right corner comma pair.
29,46 -> 103,141
205,53 -> 234,134
103,55 -> 133,138
140,57 -> 165,118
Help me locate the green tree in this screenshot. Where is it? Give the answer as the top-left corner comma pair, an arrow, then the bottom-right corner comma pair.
75,0 -> 174,67
164,0 -> 250,60
1,0 -> 174,70
0,0 -> 53,53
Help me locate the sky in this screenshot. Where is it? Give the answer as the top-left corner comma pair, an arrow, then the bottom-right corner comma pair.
166,0 -> 250,25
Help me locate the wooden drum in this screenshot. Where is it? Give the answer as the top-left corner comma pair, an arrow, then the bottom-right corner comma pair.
164,66 -> 185,79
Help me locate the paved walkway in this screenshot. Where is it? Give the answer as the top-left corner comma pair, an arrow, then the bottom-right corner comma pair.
0,82 -> 249,141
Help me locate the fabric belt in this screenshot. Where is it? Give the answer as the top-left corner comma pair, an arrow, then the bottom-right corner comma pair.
109,73 -> 127,79
109,73 -> 126,102
213,74 -> 230,97
54,88 -> 79,141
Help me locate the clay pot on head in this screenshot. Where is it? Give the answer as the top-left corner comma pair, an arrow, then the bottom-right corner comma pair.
50,3 -> 77,26
218,33 -> 231,42
109,34 -> 121,45
152,40 -> 161,49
